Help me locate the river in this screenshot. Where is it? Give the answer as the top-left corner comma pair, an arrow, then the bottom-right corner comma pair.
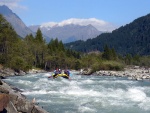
4,71 -> 150,113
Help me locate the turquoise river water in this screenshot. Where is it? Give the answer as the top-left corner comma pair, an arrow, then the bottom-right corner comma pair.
4,71 -> 150,113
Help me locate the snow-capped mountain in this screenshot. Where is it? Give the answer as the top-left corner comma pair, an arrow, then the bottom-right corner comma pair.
0,5 -> 117,43
29,18 -> 117,43
41,18 -> 117,31
29,24 -> 102,43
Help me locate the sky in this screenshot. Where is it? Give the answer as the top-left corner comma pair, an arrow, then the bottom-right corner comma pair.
0,0 -> 150,28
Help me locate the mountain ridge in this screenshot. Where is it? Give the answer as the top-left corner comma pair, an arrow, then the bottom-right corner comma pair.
29,23 -> 103,43
39,18 -> 117,31
0,5 -> 34,38
0,5 -> 116,43
65,13 -> 150,55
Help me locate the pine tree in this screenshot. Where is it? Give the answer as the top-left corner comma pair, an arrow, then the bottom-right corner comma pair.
102,45 -> 111,60
0,14 -> 19,66
34,28 -> 47,68
111,48 -> 117,60
125,54 -> 132,65
35,28 -> 44,43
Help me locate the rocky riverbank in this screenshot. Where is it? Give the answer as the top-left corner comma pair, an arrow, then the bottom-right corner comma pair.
0,79 -> 49,113
0,68 -> 49,113
0,68 -> 46,77
95,66 -> 150,81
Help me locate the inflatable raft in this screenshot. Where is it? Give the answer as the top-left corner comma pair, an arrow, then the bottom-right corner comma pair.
48,73 -> 70,79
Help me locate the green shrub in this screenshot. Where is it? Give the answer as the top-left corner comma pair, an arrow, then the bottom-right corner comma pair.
9,56 -> 29,71
102,61 -> 124,71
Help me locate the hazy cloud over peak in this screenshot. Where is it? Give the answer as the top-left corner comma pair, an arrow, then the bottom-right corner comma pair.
41,18 -> 118,32
0,0 -> 27,11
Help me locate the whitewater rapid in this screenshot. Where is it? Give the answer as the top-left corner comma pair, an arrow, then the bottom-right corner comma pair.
4,71 -> 150,113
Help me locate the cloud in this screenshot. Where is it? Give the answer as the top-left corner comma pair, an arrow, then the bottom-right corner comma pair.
41,18 -> 118,32
0,0 -> 27,11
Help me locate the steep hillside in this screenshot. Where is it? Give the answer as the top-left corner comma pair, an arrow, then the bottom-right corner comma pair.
0,5 -> 33,38
65,13 -> 150,55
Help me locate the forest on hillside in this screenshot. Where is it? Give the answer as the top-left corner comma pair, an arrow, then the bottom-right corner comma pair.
1,14 -> 150,73
65,13 -> 150,56
0,14 -> 81,71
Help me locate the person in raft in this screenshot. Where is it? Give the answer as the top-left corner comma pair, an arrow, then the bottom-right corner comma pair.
58,69 -> 62,74
0,93 -> 10,113
64,69 -> 70,77
53,68 -> 59,78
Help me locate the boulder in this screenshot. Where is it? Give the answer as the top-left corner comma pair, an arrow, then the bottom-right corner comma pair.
0,80 -> 50,113
0,86 -> 9,94
15,98 -> 34,113
31,105 -> 49,113
6,101 -> 18,113
80,68 -> 93,75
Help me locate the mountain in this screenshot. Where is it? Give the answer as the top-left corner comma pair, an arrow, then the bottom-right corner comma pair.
0,5 -> 33,38
65,13 -> 150,55
29,18 -> 117,43
29,23 -> 102,43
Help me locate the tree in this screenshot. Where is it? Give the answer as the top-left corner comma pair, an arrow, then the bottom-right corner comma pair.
35,28 -> 44,43
0,14 -> 19,66
111,48 -> 117,60
74,60 -> 81,70
34,28 -> 47,68
125,54 -> 132,65
102,45 -> 112,60
24,34 -> 34,42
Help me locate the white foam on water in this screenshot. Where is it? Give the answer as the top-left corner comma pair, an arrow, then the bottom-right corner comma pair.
22,90 -> 58,95
33,86 -> 40,90
94,88 -> 127,107
125,87 -> 150,111
80,79 -> 94,84
4,78 -> 14,82
73,75 -> 82,79
43,72 -> 52,77
22,90 -> 47,95
114,80 -> 136,84
99,79 -> 135,85
33,79 -> 49,89
69,80 -> 78,85
37,77 -> 49,82
78,106 -> 96,113
138,98 -> 150,111
62,86 -> 101,97
17,80 -> 32,85
105,88 -> 125,98
36,99 -> 52,103
127,88 -> 146,102
5,73 -> 150,113
26,73 -> 38,77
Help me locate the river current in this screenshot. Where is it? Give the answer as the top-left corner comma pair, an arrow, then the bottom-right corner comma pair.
4,71 -> 150,113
